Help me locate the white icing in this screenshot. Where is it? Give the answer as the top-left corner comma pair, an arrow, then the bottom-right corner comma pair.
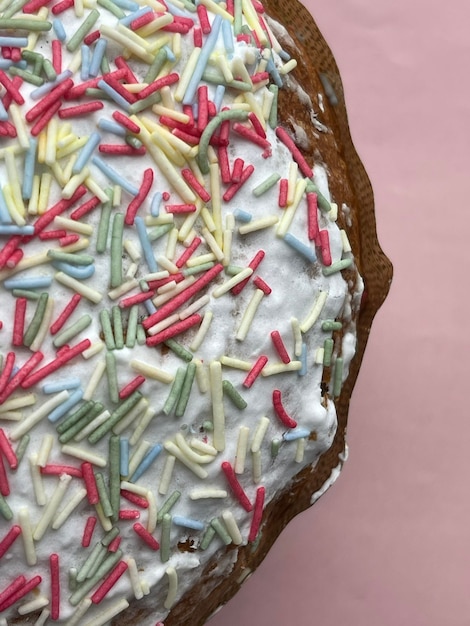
0,2 -> 363,624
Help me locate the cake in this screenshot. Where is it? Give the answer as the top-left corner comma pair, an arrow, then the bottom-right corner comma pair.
0,0 -> 392,625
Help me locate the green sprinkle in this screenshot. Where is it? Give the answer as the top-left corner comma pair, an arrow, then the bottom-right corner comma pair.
42,58 -> 57,82
268,84 -> 279,129
56,401 -> 95,435
305,181 -> 331,213
163,367 -> 186,415
202,420 -> 214,432
128,91 -> 162,115
96,189 -> 113,253
323,338 -> 334,367
68,568 -> 78,591
9,66 -> 44,86
202,69 -> 252,93
136,323 -> 146,346
321,320 -> 343,332
322,258 -> 353,276
160,514 -> 171,563
100,53 -> 110,75
106,351 -> 119,404
66,9 -> 100,52
70,550 -> 122,606
0,493 -> 13,520
95,472 -> 113,518
332,357 -> 344,397
233,0 -> 242,34
157,490 -> 181,523
178,0 -> 197,12
12,289 -> 41,300
76,542 -> 107,583
33,55 -> 44,77
100,309 -> 116,351
15,434 -> 30,466
88,391 -> 142,444
112,305 -> 124,350
210,517 -> 232,545
252,173 -> 281,197
0,18 -> 52,31
147,223 -> 173,242
108,436 -> 121,522
222,380 -> 247,410
182,261 -> 215,277
101,526 -> 120,547
271,438 -> 281,460
198,109 -> 249,174
110,212 -> 124,289
58,403 -> 105,444
125,136 -> 143,150
96,0 -> 125,18
164,339 -> 193,362
225,265 -> 244,276
144,47 -> 168,84
53,313 -> 92,348
125,305 -> 138,349
23,292 -> 48,348
47,250 -> 94,266
200,524 -> 216,550
175,362 -> 197,417
85,88 -> 113,100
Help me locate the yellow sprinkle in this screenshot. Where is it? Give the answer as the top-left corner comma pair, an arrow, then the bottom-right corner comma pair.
236,289 -> 265,341
100,24 -> 153,62
189,439 -> 217,456
61,444 -> 107,467
55,271 -> 103,303
107,278 -> 139,300
128,440 -> 152,479
279,58 -> 298,75
341,228 -> 352,253
33,474 -> 72,541
0,394 -> 36,414
3,185 -> 25,226
121,480 -> 149,498
37,172 -> 53,214
209,162 -> 222,243
56,133 -> 76,150
153,276 -> 195,307
5,148 -> 24,216
85,176 -> 111,203
150,128 -> 186,166
0,144 -> 23,160
74,0 -> 84,17
189,309 -> 213,352
262,88 -> 275,121
28,175 -> 40,216
50,161 -> 67,187
124,239 -> 142,262
164,441 -> 208,479
54,215 -> 93,236
83,359 -> 106,401
18,507 -> 37,566
136,12 -> 173,37
174,47 -> 201,102
219,355 -> 252,371
261,361 -> 302,377
95,501 -> 113,532
175,433 -> 215,464
158,454 -> 176,495
194,359 -> 209,393
9,104 -> 29,149
130,360 -> 174,385
52,487 -> 87,530
113,399 -> 148,437
300,290 -> 329,333
222,510 -> 243,544
57,136 -> 88,160
315,347 -> 325,364
242,0 -> 267,43
152,104 -> 190,124
216,53 -> 233,83
190,488 -> 227,500
287,161 -> 298,205
200,0 -> 234,21
144,213 -> 174,226
252,449 -> 262,483
61,166 -> 90,199
238,215 -> 279,235
329,202 -> 338,221
156,255 -> 179,274
81,340 -> 105,361
212,267 -> 252,298
67,48 -> 83,73
29,453 -> 46,506
244,91 -> 265,130
276,178 -> 308,238
234,425 -> 249,474
202,227 -> 224,261
130,407 -> 157,447
45,116 -> 57,166
164,567 -> 178,610
201,207 -> 216,233
251,416 -> 270,453
145,489 -> 157,533
295,437 -> 306,463
177,201 -> 202,242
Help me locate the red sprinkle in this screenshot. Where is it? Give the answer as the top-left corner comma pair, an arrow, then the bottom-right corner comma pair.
103,73 -> 137,104
272,389 -> 297,428
0,456 -> 9,497
58,101 -> 104,119
197,85 -> 209,132
0,429 -> 18,469
223,164 -> 255,202
217,146 -> 231,184
243,355 -> 268,389
275,126 -> 314,179
164,203 -> 197,214
50,293 -> 82,335
193,26 -> 203,47
118,375 -> 146,400
133,523 -> 159,550
0,575 -> 42,611
26,78 -> 73,123
83,29 -> 100,46
125,168 -> 154,226
0,525 -> 21,559
319,229 -> 332,266
82,516 -> 97,547
59,234 -> 80,247
307,192 -> 318,240
51,39 -> 62,74
137,72 -> 180,100
107,535 -> 122,552
146,313 -> 202,346
252,275 -> 272,295
0,575 -> 26,607
231,157 -> 244,183
50,553 -> 60,620
91,561 -> 128,604
119,290 -> 155,309
12,297 -> 27,347
270,330 -> 291,364
248,486 -> 265,542
0,351 -> 44,404
120,489 -> 149,509
175,236 -> 202,268
278,178 -> 288,208
99,144 -> 146,156
197,3 -> 211,33
71,196 -> 101,221
51,0 -> 73,14
232,122 -> 271,149
114,57 -> 138,84
38,229 -> 68,240
112,110 -> 141,134
20,339 -> 91,389
82,462 -> 99,505
119,509 -> 140,520
0,70 -> 24,105
0,352 -> 15,395
130,10 -> 155,31
41,464 -> 82,478
221,461 -> 253,512
231,249 -> 265,295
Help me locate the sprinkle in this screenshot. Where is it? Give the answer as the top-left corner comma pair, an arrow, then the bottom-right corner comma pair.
210,516 -> 232,545
17,507 -> 36,566
283,232 -> 316,262
322,258 -> 353,276
82,598 -> 129,626
270,330 -> 291,363
0,524 -> 21,559
33,473 -> 72,541
163,566 -> 178,609
221,461 -> 252,511
333,357 -> 344,397
300,290 -> 328,332
222,379 -> 247,410
272,389 -> 297,429
133,522 -> 159,550
55,272 -> 102,304
251,416 -> 270,453
82,516 -> 97,548
213,267 -> 253,298
234,426 -> 249,474
236,289 -> 265,341
222,510 -> 243,545
275,126 -> 313,179
164,441 -> 208,479
248,485 -> 265,541
0,575 -> 42,612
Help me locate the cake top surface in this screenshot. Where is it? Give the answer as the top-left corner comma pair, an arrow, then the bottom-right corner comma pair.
0,0 -> 362,624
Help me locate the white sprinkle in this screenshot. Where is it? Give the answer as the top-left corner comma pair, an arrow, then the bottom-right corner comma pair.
55,271 -> 102,303
82,598 -> 129,626
33,473 -> 72,541
37,433 -> 54,467
81,340 -> 105,360
10,391 -> 69,440
236,289 -> 264,341
158,454 -> 176,496
108,278 -> 139,300
295,437 -> 307,463
219,355 -> 252,371
113,398 -> 148,437
152,276 -> 195,307
130,407 -> 157,446
52,487 -> 87,529
147,312 -> 180,336
194,359 -> 209,393
261,361 -> 302,376
61,444 -> 107,467
222,510 -> 243,545
277,178 -> 307,238
74,409 -> 110,442
124,239 -> 142,262
189,439 -> 217,456
212,267 -> 253,298
341,229 -> 352,253
209,360 -> 225,452
300,290 -> 329,333
146,489 -> 158,534
175,433 -> 215,464
63,598 -> 92,626
18,596 -> 49,615
18,507 -> 37,566
33,608 -> 51,626
252,449 -> 262,483
126,557 -> 144,600
329,202 -> 338,221
189,488 -> 227,500
166,227 -> 179,260
120,480 -> 148,497
238,215 -> 279,235
156,255 -> 179,274
83,359 -> 106,401
130,359 -> 174,384
202,227 -> 224,261
126,262 -> 139,279
185,252 -> 216,268
164,567 -> 178,610
0,393 -> 36,414
291,317 -> 303,357
234,426 -> 250,474
251,416 -> 270,453
164,441 -> 208,479
29,453 -> 46,507
178,294 -> 210,320
315,347 -> 325,364
190,309 -> 213,352
95,501 -> 113,531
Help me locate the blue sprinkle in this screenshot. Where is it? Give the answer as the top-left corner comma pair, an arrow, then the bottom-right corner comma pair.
0,36 -> 28,47
131,444 -> 163,482
97,118 -> 127,137
0,225 -> 35,235
89,37 -> 107,78
279,49 -> 291,61
183,15 -> 222,105
173,515 -> 205,531
119,5 -> 153,27
135,216 -> 158,273
221,19 -> 234,57
143,298 -> 157,315
283,428 -> 311,441
299,343 -> 307,376
30,70 -> 73,101
0,60 -> 27,70
42,378 -> 82,394
22,137 -> 37,201
213,84 -> 225,112
120,438 -> 129,477
150,192 -> 162,217
52,261 -> 96,280
92,156 -> 139,196
0,188 -> 12,224
283,232 -> 316,262
166,1 -> 197,19
111,0 -> 139,9
98,79 -> 132,113
163,45 -> 176,63
48,389 -> 84,423
266,55 -> 282,87
80,44 -> 91,81
73,131 -> 101,175
53,19 -> 67,41
233,208 -> 252,223
4,276 -> 53,290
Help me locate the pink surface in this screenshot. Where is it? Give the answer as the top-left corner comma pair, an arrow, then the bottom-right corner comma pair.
210,0 -> 469,624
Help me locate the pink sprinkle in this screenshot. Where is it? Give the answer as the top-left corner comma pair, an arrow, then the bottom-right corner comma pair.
30,100 -> 62,137
0,351 -> 44,404
71,196 -> 101,220
272,389 -> 297,428
319,229 -> 332,266
251,71 -> 269,84
112,110 -> 141,134
223,164 -> 255,202
248,486 -> 265,542
51,39 -> 62,74
146,313 -> 202,346
82,516 -> 97,548
0,352 -> 15,395
26,77 -> 73,123
171,128 -> 200,146
0,456 -> 9,497
28,186 -> 87,240
20,339 -> 92,389
51,0 -> 73,14
175,236 -> 202,268
50,293 -> 82,335
252,275 -> 272,295
114,57 -> 138,84
226,0 -> 234,14
275,126 -> 314,179
0,70 -> 24,105
231,158 -> 244,183
0,429 -> 18,469
197,3 -> 211,33
103,73 -> 137,104
146,272 -> 184,290
233,122 -> 271,150
0,527 -> 23,561
0,237 -> 21,270
119,509 -> 140,520
137,72 -> 179,101
125,168 -> 154,225
120,489 -> 149,509
248,112 -> 266,138
193,26 -> 203,47
12,297 -> 27,347
59,234 -> 80,247
119,375 -> 146,400
270,331 -> 291,364
107,535 -> 122,553
50,553 -> 60,620
5,248 -> 23,269
41,464 -> 82,478
91,561 -> 128,604
231,249 -> 265,296
181,169 -> 211,203
0,575 -> 26,608
38,229 -> 67,240
58,101 -> 104,119
83,29 -> 100,46
0,575 -> 42,612
82,462 -> 99,505
307,192 -> 318,240
99,144 -> 146,156
133,522 -> 159,550
278,178 -> 288,208
221,461 -> 253,512
217,146 -> 231,184
119,290 -> 155,309
243,355 -> 268,389
130,10 -> 155,31
236,33 -> 251,44
1,47 -> 11,60
162,21 -> 191,34
197,85 -> 209,132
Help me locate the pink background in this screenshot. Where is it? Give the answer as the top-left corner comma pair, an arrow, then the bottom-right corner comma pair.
211,0 -> 469,624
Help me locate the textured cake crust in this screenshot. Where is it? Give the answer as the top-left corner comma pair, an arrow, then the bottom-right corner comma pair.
107,0 -> 393,624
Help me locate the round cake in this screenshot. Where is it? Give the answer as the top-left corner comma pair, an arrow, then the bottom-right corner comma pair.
0,0 -> 392,625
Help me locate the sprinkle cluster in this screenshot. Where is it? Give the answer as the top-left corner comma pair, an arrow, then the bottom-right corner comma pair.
0,0 -> 358,624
